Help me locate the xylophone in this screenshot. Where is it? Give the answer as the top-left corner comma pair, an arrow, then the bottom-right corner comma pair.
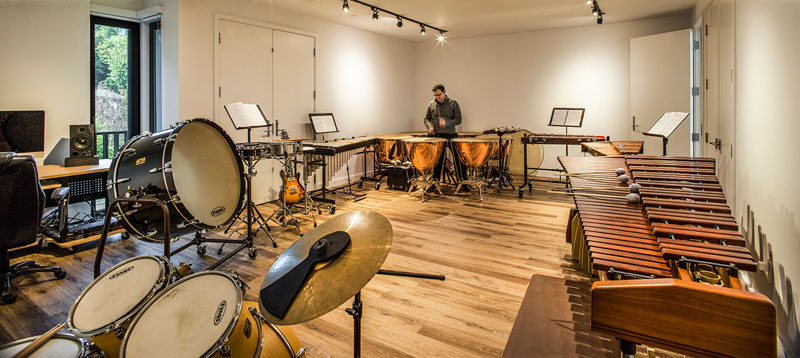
581,141 -> 644,157
519,133 -> 609,198
559,155 -> 776,358
302,137 -> 379,206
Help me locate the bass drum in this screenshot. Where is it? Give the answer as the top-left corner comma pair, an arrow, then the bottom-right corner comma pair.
107,118 -> 244,241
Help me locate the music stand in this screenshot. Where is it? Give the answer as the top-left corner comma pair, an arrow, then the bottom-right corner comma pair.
308,112 -> 339,138
642,112 -> 689,156
548,107 -> 585,156
224,102 -> 271,142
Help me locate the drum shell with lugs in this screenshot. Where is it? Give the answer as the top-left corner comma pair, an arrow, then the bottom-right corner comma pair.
107,118 -> 245,240
68,255 -> 173,358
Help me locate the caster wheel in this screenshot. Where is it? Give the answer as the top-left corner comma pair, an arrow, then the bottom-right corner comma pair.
217,247 -> 224,255
121,232 -> 130,239
329,206 -> 336,214
197,245 -> 207,256
358,182 -> 363,188
2,292 -> 17,304
54,270 -> 67,280
68,246 -> 76,253
374,183 -> 380,190
518,189 -> 523,198
248,248 -> 257,258
318,210 -> 322,215
314,223 -> 317,227
271,242 -> 278,248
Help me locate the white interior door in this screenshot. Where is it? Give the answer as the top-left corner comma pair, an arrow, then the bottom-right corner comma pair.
273,30 -> 315,140
273,30 -> 316,188
716,0 -> 736,202
217,20 -> 277,204
630,29 -> 692,156
703,1 -> 719,159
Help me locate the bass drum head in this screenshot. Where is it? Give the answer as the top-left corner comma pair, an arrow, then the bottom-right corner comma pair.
121,272 -> 241,358
0,334 -> 85,358
507,129 -> 543,176
170,120 -> 242,227
69,256 -> 170,335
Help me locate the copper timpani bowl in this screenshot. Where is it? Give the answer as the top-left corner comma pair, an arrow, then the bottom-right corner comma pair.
452,137 -> 498,169
477,134 -> 511,160
402,137 -> 447,174
371,134 -> 412,164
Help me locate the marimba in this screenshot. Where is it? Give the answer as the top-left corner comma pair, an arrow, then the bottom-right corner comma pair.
560,155 -> 776,357
302,136 -> 379,205
519,133 -> 609,198
581,141 -> 644,156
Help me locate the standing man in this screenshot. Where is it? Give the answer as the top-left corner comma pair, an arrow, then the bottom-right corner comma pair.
424,84 -> 466,187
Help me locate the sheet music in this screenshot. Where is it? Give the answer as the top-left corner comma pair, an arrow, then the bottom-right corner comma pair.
565,109 -> 583,127
225,102 -> 268,129
550,109 -> 568,126
309,114 -> 338,134
646,112 -> 689,138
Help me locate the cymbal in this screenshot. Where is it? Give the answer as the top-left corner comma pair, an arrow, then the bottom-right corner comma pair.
259,210 -> 393,325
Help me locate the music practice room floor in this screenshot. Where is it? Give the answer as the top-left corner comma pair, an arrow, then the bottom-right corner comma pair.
0,177 -> 678,357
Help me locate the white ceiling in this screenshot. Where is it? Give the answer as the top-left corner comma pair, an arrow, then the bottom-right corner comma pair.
264,0 -> 696,41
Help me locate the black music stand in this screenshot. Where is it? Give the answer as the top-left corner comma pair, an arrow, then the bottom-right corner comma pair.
548,107 -> 585,156
642,112 -> 689,156
307,113 -> 366,205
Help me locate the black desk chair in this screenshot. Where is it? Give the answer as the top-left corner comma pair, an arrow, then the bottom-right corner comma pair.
1,152 -> 67,304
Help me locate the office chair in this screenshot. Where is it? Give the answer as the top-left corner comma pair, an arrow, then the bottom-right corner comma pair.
1,152 -> 67,304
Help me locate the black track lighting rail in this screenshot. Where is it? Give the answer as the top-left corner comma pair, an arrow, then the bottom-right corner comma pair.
347,0 -> 448,35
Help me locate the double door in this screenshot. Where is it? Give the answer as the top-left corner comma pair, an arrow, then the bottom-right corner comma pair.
216,19 -> 315,204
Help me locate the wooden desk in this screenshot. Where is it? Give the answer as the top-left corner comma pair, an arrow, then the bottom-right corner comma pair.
37,159 -> 112,180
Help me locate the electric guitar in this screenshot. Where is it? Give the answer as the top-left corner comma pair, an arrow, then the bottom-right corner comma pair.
278,129 -> 305,205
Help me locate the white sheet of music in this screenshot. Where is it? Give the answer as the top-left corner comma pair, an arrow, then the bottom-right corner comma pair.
550,109 -> 568,126
225,102 -> 268,129
311,114 -> 337,134
565,109 -> 583,127
646,112 -> 689,138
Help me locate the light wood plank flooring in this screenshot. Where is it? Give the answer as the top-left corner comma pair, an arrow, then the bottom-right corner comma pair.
1,179 -> 600,356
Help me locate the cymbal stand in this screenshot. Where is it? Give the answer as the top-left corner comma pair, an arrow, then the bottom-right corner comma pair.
346,269 -> 445,358
219,152 -> 277,257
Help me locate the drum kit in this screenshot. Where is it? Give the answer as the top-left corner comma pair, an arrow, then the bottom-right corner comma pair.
8,211 -> 443,358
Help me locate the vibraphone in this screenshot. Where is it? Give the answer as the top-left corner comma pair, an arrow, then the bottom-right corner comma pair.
519,133 -> 608,198
581,141 -> 644,157
560,155 -> 776,357
302,136 -> 378,206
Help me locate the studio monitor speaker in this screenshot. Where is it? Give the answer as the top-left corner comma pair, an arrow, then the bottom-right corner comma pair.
64,124 -> 99,167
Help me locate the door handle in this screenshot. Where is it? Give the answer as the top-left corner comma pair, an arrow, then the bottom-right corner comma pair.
712,138 -> 722,151
631,116 -> 639,132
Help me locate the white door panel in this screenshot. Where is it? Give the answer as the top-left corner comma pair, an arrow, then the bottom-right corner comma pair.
273,30 -> 315,140
630,29 -> 692,156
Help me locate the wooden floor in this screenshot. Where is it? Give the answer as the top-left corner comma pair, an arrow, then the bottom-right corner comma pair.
1,178 -> 617,356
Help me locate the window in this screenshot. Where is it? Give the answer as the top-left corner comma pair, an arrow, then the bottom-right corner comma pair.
90,15 -> 140,158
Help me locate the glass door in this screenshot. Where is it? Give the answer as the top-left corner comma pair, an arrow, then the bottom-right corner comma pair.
91,16 -> 140,158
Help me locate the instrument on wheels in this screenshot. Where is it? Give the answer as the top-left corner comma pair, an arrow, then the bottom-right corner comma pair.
559,155 -> 776,357
107,118 -> 245,241
68,255 -> 173,357
402,137 -> 447,200
452,137 -> 498,201
521,133 -> 607,145
0,334 -> 89,358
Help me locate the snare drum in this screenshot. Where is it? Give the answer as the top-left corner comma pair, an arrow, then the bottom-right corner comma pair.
107,118 -> 245,241
265,141 -> 299,158
68,256 -> 173,358
120,271 -> 260,358
0,334 -> 88,358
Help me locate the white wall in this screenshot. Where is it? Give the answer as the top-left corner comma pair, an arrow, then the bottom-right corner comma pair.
0,0 -> 90,156
414,14 -> 690,170
735,0 -> 800,351
175,0 -> 416,138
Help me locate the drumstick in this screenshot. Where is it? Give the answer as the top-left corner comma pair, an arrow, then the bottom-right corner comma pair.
549,190 -> 641,203
12,322 -> 66,358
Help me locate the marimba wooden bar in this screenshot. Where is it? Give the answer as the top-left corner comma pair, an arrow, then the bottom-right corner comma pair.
559,155 -> 776,358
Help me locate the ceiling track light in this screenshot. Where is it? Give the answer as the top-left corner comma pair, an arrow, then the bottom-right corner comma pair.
587,0 -> 604,24
342,0 -> 449,40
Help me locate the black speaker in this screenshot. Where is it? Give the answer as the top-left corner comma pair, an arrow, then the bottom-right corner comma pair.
65,124 -> 99,167
70,124 -> 95,157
